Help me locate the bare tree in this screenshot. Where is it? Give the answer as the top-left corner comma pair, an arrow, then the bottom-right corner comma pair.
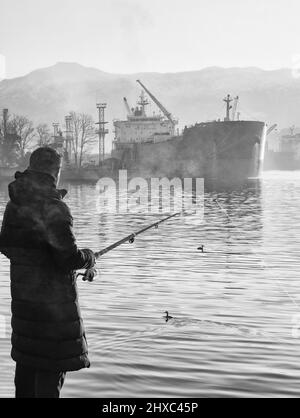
0,111 -> 21,165
69,111 -> 96,167
36,123 -> 52,147
8,115 -> 35,158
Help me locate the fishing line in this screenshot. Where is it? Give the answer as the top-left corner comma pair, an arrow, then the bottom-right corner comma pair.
211,197 -> 232,222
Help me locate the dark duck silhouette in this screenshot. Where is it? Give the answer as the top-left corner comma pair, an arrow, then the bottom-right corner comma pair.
164,311 -> 173,322
197,245 -> 204,253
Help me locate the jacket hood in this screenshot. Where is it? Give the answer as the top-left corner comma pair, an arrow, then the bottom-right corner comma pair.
8,170 -> 67,205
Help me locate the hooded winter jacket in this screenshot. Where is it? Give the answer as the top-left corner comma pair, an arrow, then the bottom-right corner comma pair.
0,170 -> 95,372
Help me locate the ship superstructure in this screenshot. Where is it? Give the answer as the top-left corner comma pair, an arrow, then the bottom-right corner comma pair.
265,126 -> 300,170
279,127 -> 300,155
113,80 -> 177,152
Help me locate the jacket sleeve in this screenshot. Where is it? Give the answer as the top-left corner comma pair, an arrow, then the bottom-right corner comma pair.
46,200 -> 95,271
0,205 -> 11,256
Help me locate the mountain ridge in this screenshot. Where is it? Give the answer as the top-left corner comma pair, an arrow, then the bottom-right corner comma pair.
2,62 -> 293,80
1,62 -> 299,148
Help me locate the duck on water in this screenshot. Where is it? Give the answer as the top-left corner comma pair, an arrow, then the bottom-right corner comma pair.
164,311 -> 173,322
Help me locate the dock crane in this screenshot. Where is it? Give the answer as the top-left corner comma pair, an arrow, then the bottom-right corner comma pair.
224,94 -> 233,121
289,125 -> 295,136
267,124 -> 277,136
123,97 -> 132,117
136,80 -> 177,128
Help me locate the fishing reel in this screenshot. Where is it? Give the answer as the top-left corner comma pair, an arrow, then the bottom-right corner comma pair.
128,233 -> 136,244
77,267 -> 98,282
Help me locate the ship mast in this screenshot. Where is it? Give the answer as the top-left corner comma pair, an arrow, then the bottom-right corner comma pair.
224,94 -> 233,122
137,90 -> 149,116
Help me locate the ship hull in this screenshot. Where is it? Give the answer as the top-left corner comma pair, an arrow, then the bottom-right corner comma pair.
113,121 -> 267,185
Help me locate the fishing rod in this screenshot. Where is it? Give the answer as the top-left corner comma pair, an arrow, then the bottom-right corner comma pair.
78,212 -> 181,281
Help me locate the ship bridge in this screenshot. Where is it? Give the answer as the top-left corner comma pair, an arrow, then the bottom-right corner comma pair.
113,85 -> 176,147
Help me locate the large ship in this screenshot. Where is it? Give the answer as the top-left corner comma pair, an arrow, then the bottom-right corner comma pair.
264,126 -> 300,170
1,83 -> 268,185
111,81 -> 267,185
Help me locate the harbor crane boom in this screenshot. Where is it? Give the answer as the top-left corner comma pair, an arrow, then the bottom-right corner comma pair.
136,79 -> 176,127
267,124 -> 277,136
123,97 -> 132,116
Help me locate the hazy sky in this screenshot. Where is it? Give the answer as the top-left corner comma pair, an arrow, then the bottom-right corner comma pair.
1,0 -> 300,78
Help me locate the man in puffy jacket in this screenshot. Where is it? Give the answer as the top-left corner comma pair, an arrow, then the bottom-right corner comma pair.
0,147 -> 96,398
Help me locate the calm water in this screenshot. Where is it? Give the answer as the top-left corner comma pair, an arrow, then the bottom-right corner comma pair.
0,171 -> 300,398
